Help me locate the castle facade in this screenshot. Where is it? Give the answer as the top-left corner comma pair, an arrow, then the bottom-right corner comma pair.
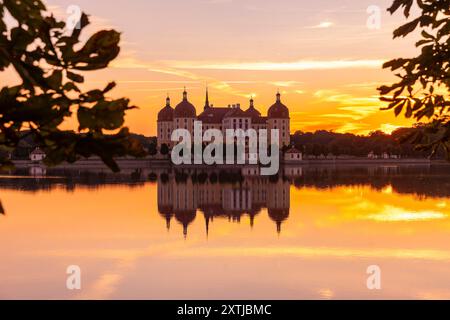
157,89 -> 291,149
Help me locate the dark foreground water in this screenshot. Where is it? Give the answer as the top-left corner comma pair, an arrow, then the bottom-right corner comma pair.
0,164 -> 449,299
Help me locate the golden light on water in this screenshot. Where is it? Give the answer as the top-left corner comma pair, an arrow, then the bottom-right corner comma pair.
1,167 -> 450,299
364,207 -> 447,222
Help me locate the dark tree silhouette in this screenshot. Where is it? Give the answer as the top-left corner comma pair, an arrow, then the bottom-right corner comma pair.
0,0 -> 146,173
148,143 -> 157,156
379,0 -> 450,159
160,144 -> 169,155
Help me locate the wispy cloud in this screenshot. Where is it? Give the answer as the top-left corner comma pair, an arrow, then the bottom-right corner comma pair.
336,122 -> 371,133
378,123 -> 402,134
166,59 -> 384,71
307,21 -> 334,29
343,82 -> 386,89
111,55 -> 276,99
269,81 -> 303,87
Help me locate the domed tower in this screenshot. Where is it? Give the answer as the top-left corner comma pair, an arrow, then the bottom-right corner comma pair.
245,97 -> 261,119
157,95 -> 174,148
173,176 -> 198,238
157,172 -> 174,230
267,178 -> 290,234
267,91 -> 290,147
174,88 -> 197,141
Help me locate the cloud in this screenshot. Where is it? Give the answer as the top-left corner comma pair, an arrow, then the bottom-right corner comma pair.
338,105 -> 379,118
319,113 -> 355,119
378,123 -> 401,134
335,122 -> 371,133
313,90 -> 380,121
111,56 -> 257,99
343,82 -> 386,89
307,21 -> 334,29
166,59 -> 384,71
269,81 -> 303,87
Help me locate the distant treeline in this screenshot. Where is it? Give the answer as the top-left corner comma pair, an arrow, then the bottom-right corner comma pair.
291,128 -> 440,159
5,127 -> 444,160
5,131 -> 156,160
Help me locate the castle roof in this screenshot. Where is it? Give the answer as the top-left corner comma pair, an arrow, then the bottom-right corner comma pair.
159,90 -> 285,123
268,92 -> 289,119
197,107 -> 231,124
285,146 -> 301,154
223,107 -> 249,119
157,96 -> 174,122
245,98 -> 262,120
30,147 -> 45,155
174,89 -> 196,118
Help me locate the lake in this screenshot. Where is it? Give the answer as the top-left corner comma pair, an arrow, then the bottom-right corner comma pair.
0,164 -> 450,299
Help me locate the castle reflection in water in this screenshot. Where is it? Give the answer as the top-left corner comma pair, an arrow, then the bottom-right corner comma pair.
157,167 -> 303,237
4,163 -> 448,237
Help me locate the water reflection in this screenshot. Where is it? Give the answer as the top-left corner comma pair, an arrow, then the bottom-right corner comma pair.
1,164 -> 449,196
1,164 -> 450,299
158,168 -> 291,236
1,164 -> 450,236
153,165 -> 450,236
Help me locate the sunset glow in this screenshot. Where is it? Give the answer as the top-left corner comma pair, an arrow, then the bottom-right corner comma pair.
0,0 -> 419,136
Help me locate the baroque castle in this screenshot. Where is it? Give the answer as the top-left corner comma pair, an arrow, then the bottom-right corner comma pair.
157,89 -> 291,149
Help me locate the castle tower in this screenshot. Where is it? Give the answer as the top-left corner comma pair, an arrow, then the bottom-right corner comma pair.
173,88 -> 197,143
157,95 -> 174,148
267,91 -> 290,147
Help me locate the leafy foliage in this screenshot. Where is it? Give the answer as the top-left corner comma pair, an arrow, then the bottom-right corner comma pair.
291,128 -> 436,159
0,0 -> 146,172
379,0 -> 450,159
160,143 -> 169,155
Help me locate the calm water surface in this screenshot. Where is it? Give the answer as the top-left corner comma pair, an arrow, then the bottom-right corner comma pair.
0,164 -> 450,299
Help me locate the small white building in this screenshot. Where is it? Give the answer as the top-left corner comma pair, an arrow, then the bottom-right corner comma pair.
284,147 -> 303,162
367,151 -> 378,159
30,147 -> 45,162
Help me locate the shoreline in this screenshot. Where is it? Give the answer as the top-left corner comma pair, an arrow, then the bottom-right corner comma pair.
9,158 -> 449,171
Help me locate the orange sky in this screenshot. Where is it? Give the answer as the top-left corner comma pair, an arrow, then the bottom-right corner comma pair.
0,0 -> 421,136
